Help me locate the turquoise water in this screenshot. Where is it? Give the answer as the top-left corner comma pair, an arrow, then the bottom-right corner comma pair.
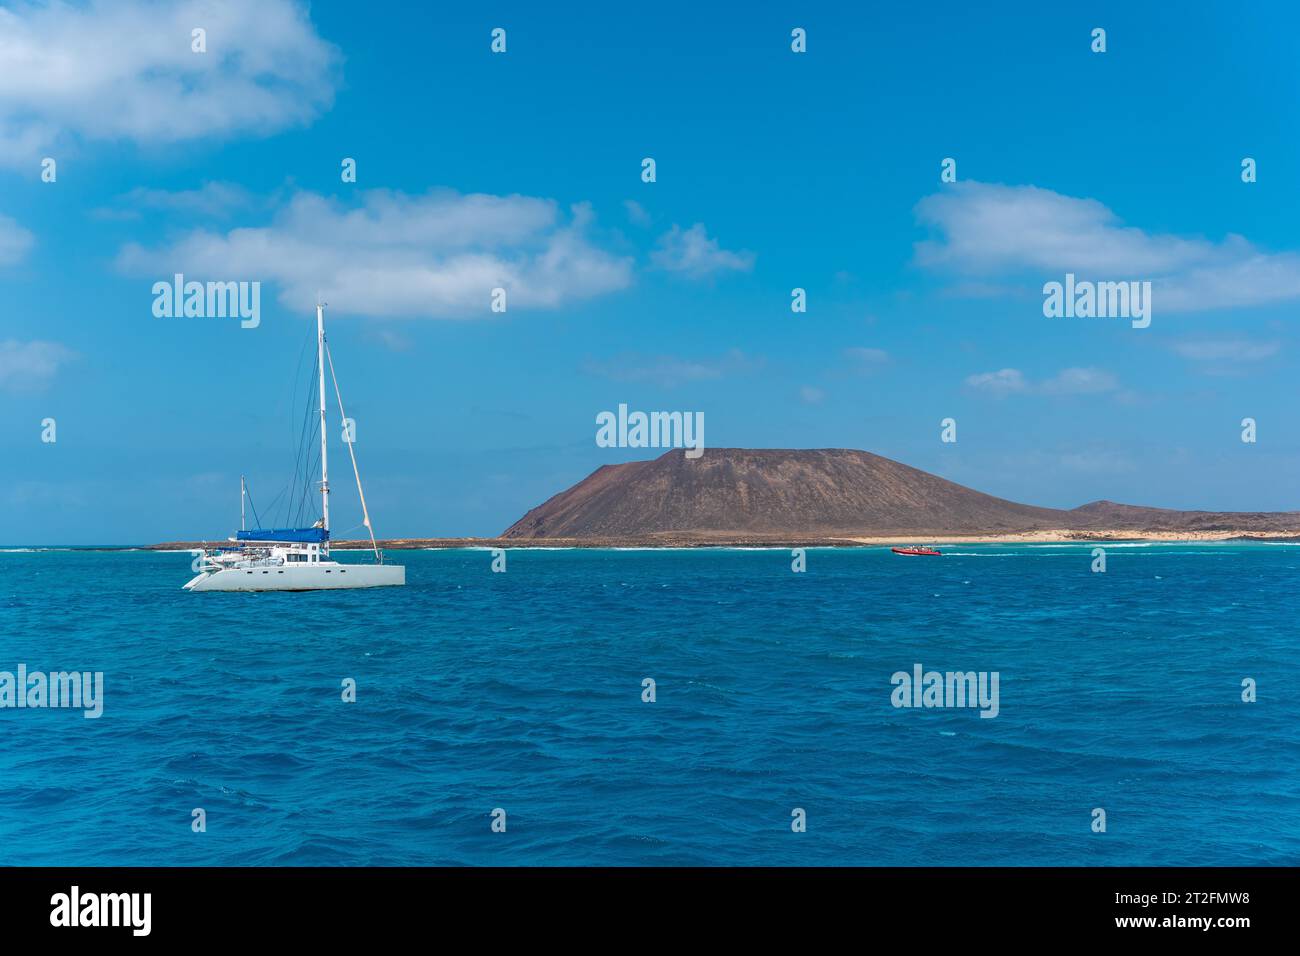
0,544 -> 1296,865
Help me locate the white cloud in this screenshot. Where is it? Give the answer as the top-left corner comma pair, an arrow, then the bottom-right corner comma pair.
1172,338 -> 1279,361
799,385 -> 825,405
1039,367 -> 1120,395
916,181 -> 1300,312
651,223 -> 754,278
115,182 -> 259,219
623,199 -> 651,227
115,189 -> 634,318
964,367 -> 1026,395
0,0 -> 338,164
965,366 -> 1118,397
0,339 -> 75,390
0,213 -> 33,264
92,182 -> 261,222
584,348 -> 762,388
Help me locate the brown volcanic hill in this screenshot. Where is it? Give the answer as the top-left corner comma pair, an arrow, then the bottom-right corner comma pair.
504,448 -> 1064,537
501,448 -> 1300,539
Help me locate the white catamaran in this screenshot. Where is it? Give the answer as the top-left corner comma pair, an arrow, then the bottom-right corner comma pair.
184,304 -> 406,592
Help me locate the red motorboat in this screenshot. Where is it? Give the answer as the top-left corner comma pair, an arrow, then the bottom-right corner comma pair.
891,546 -> 942,556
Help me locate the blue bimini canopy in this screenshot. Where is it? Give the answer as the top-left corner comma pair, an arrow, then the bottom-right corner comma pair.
236,528 -> 328,544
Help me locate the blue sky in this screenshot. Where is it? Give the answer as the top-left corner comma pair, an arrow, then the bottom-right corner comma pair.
3,0 -> 1300,543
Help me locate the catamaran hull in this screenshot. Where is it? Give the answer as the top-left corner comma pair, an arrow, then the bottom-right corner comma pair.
183,564 -> 405,592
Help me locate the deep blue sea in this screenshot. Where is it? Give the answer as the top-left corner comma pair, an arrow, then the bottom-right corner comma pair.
1,544 -> 1296,866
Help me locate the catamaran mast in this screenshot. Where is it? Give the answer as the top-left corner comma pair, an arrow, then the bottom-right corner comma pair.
240,475 -> 246,531
324,340 -> 383,563
317,302 -> 330,535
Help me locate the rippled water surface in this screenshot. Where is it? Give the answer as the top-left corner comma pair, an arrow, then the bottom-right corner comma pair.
1,544 -> 1295,865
